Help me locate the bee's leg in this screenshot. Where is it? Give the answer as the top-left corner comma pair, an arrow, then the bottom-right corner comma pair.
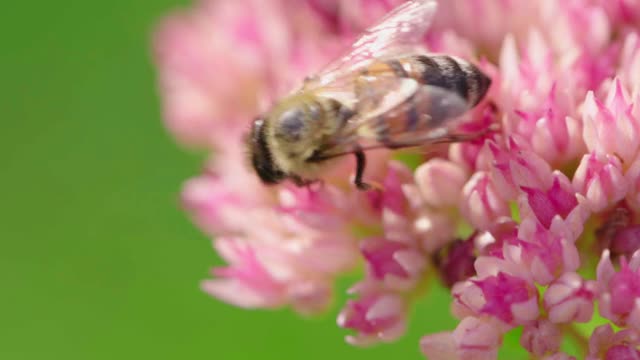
353,146 -> 371,190
432,133 -> 480,143
306,179 -> 325,191
383,141 -> 405,150
301,178 -> 325,191
431,131 -> 489,144
290,175 -> 316,188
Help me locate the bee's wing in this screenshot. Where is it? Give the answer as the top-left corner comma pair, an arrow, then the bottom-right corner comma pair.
304,0 -> 438,89
309,79 -> 472,161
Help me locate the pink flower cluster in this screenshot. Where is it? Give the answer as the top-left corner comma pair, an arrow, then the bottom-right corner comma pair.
154,0 -> 640,358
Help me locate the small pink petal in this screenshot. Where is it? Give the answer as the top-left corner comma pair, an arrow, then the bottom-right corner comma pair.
587,323 -> 640,360
337,291 -> 406,346
461,172 -> 510,230
597,250 -> 616,285
434,239 -> 477,288
520,320 -> 562,357
572,152 -> 628,212
415,159 -> 468,208
452,317 -> 506,360
420,332 -> 459,360
544,272 -> 596,323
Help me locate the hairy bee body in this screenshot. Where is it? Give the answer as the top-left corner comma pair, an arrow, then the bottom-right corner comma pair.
251,94 -> 354,183
249,54 -> 490,187
247,0 -> 493,189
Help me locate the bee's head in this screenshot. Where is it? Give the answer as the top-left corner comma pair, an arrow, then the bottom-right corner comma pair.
247,116 -> 286,185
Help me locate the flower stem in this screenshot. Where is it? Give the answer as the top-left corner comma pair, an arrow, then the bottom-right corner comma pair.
561,324 -> 588,357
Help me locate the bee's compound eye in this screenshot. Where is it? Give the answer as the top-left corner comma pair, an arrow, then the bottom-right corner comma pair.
277,109 -> 306,142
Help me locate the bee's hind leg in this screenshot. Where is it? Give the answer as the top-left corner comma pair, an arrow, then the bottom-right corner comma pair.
291,175 -> 321,188
432,133 -> 480,143
353,146 -> 372,191
429,129 -> 493,145
352,145 -> 387,191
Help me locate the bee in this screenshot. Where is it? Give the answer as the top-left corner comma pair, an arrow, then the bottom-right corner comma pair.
247,0 -> 491,190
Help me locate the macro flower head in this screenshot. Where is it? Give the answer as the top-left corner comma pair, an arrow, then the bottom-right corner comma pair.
154,0 -> 640,358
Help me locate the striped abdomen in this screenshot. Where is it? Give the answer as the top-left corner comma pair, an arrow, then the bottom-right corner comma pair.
358,54 -> 491,143
406,54 -> 491,106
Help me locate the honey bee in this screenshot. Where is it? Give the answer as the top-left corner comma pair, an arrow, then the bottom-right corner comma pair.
247,0 -> 491,190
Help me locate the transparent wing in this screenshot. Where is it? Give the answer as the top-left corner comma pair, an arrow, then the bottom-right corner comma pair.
309,82 -> 473,161
304,0 -> 438,89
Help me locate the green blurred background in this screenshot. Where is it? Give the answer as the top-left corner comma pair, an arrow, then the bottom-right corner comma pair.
1,1 -> 528,359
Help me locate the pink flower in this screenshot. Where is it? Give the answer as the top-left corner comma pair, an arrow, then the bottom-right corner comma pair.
453,272 -> 539,325
364,162 -> 438,249
518,171 -> 578,230
361,237 -> 426,290
595,206 -> 640,258
433,239 -> 476,288
520,320 -> 562,357
582,79 -> 640,165
461,171 -> 510,230
497,28 -> 588,166
182,174 -> 258,235
610,225 -> 640,257
475,219 -> 580,285
203,237 -> 288,308
155,0 -> 640,357
181,151 -> 270,235
433,0 -> 541,55
619,33 -> 640,95
367,161 -> 413,216
488,138 -> 554,201
626,153 -> 640,211
540,1 -> 616,92
474,217 -> 520,257
497,8 -> 615,165
411,207 -> 457,253
448,100 -> 501,171
420,317 -> 508,360
587,324 -> 640,360
203,226 -> 359,314
154,0 -> 339,149
540,0 -> 611,56
544,353 -> 577,360
304,0 -> 403,35
277,183 -> 355,230
600,346 -> 640,360
399,187 -> 455,255
597,249 -> 640,330
410,159 -> 470,252
596,0 -> 640,31
187,154 -> 362,315
544,272 -> 596,324
573,152 -> 628,212
498,31 -> 554,113
337,283 -> 407,346
515,168 -> 590,244
423,30 -> 476,60
517,219 -> 581,283
414,158 -> 468,208
509,87 -> 585,166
